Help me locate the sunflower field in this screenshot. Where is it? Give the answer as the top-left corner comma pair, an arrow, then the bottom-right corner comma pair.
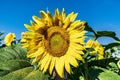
0,9 -> 120,80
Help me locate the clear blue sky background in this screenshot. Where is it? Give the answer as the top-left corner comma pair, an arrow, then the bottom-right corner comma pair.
0,0 -> 120,44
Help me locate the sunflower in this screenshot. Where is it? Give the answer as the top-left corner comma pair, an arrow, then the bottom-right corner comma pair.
85,39 -> 104,59
21,8 -> 86,78
4,33 -> 15,46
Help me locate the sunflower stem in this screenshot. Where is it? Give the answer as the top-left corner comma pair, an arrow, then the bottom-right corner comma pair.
84,59 -> 89,80
53,70 -> 65,80
55,74 -> 64,80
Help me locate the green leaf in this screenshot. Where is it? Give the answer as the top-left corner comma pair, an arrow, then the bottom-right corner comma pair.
0,51 -> 16,61
96,31 -> 120,41
104,42 -> 120,51
97,31 -> 116,37
0,60 -> 31,71
0,67 -> 33,80
108,62 -> 119,74
23,70 -> 49,80
0,71 -> 9,78
89,67 -> 120,80
11,44 -> 27,59
79,76 -> 84,80
84,22 -> 96,33
0,45 -> 27,61
88,58 -> 118,68
98,68 -> 120,80
117,60 -> 120,69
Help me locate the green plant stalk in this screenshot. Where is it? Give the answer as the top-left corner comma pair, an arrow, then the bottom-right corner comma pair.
84,59 -> 89,80
52,69 -> 65,80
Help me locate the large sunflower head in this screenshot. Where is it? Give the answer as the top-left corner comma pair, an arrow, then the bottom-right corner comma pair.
85,39 -> 104,59
4,33 -> 15,46
21,8 -> 86,78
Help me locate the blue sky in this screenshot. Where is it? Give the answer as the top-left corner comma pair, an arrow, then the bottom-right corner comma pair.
0,0 -> 120,44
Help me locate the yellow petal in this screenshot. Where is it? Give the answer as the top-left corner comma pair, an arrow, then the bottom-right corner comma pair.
98,55 -> 104,60
70,37 -> 85,44
64,12 -> 72,24
69,49 -> 83,61
30,20 -> 33,24
55,8 -> 60,17
64,12 -> 73,21
85,39 -> 94,48
70,43 -> 85,50
55,57 -> 65,78
32,16 -> 45,26
40,10 -> 48,18
6,43 -> 11,46
53,9 -> 61,26
68,21 -> 84,31
27,47 -> 45,58
70,13 -> 78,22
69,31 -> 86,40
31,55 -> 42,65
43,55 -> 52,73
22,43 -> 29,49
21,32 -> 34,41
68,20 -> 80,28
69,56 -> 78,67
30,20 -> 41,31
24,24 -> 34,31
63,18 -> 70,29
93,41 -> 99,48
72,48 -> 84,55
47,12 -> 53,26
62,8 -> 66,21
39,52 -> 49,70
27,44 -> 41,56
67,47 -> 83,61
49,57 -> 55,74
64,55 -> 72,74
30,20 -> 37,26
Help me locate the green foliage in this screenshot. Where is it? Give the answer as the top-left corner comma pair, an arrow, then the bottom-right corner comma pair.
0,36 -> 50,80
0,67 -> 49,80
0,60 -> 31,71
0,44 -> 27,61
23,70 -> 49,80
89,67 -> 120,80
0,67 -> 33,80
0,44 -> 30,77
95,31 -> 120,41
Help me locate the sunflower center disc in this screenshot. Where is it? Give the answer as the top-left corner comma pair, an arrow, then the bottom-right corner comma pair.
45,27 -> 69,57
50,34 -> 64,51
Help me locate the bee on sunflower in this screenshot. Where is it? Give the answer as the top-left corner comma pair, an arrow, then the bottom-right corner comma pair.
21,8 -> 86,78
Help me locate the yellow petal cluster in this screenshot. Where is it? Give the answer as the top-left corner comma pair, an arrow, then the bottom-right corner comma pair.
21,8 -> 86,78
85,39 -> 104,59
4,33 -> 15,46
